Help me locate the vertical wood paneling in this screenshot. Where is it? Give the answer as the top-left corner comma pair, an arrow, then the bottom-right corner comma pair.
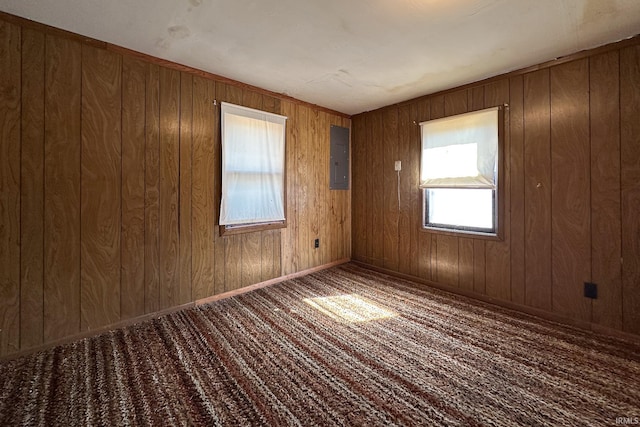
509,75 -> 525,305
318,111 -> 329,266
342,116 -> 352,260
473,240 -> 486,294
458,240 -> 474,292
523,69 -> 552,311
321,111 -> 331,266
417,232 -> 432,281
416,100 -> 432,281
179,72 -> 193,305
191,76 -> 215,299
121,57 -> 147,320
320,111 -> 330,266
407,104 -> 419,278
363,113 -> 374,263
241,232 -> 261,288
211,82 -> 226,296
444,89 -> 467,114
0,20 -> 21,355
20,27 -> 45,349
80,45 -> 122,330
590,51 -> 622,330
334,116 -> 344,264
44,35 -> 82,341
550,59 -> 591,322
408,103 -> 422,276
485,80 -> 511,301
383,107 -> 399,271
144,64 -> 160,314
431,95 -> 445,118
397,104 -> 416,276
158,67 -> 180,309
281,100 -> 298,274
347,37 -> 640,340
296,105 -> 310,271
261,229 -> 275,281
469,86 -> 485,112
436,236 -> 458,287
370,111 -> 384,267
620,45 -> 640,335
0,15 -> 353,357
351,115 -> 366,262
309,109 -> 321,268
4,13 -> 640,355
262,95 -> 281,116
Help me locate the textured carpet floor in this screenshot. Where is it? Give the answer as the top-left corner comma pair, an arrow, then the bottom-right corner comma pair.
1,263 -> 639,426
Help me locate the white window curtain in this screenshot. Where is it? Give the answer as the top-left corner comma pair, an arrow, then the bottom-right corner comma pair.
419,107 -> 499,189
220,102 -> 287,226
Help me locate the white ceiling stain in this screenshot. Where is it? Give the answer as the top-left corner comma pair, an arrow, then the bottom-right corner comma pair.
1,0 -> 639,114
167,25 -> 191,40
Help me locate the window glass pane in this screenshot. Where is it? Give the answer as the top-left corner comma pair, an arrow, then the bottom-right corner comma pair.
426,188 -> 494,231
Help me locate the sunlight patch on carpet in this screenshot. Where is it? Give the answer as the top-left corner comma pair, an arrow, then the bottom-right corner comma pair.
303,294 -> 397,323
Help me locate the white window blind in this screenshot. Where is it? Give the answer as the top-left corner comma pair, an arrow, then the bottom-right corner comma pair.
420,107 -> 499,189
220,102 -> 287,226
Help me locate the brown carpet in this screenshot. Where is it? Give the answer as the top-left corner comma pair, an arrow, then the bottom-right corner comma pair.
1,263 -> 639,426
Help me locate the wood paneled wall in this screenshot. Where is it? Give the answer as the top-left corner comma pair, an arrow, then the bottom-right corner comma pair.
0,15 -> 351,357
352,39 -> 640,337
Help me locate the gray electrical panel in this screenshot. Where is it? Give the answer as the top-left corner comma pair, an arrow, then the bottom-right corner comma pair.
329,125 -> 350,190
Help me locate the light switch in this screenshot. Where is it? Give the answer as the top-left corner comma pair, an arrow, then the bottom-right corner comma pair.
394,160 -> 402,171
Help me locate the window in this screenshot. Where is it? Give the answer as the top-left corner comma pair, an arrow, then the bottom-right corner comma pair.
419,106 -> 503,236
219,102 -> 287,235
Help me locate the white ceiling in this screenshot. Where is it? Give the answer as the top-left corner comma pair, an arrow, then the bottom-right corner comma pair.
1,0 -> 639,115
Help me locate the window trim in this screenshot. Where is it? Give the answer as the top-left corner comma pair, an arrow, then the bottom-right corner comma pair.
220,219 -> 286,237
218,102 -> 287,237
423,187 -> 497,234
419,106 -> 506,240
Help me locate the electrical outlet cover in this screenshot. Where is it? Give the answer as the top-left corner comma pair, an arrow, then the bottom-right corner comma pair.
584,282 -> 598,299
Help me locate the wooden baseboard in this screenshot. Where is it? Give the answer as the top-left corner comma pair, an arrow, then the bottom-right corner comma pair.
196,258 -> 350,306
0,302 -> 195,362
1,258 -> 350,362
353,261 -> 640,345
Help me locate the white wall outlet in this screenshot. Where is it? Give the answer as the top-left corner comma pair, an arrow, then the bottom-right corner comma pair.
394,160 -> 402,171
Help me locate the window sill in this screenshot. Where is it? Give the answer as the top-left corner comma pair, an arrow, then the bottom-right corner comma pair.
220,221 -> 286,237
419,226 -> 503,241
